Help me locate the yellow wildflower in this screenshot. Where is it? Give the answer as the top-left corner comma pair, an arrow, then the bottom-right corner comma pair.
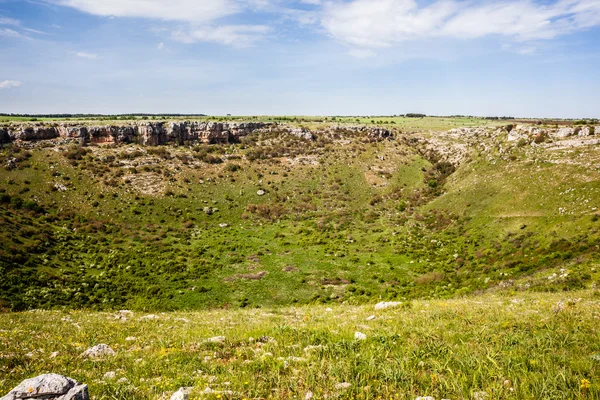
581,379 -> 591,390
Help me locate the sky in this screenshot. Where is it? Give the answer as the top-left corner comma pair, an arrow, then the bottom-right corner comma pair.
0,0 -> 599,117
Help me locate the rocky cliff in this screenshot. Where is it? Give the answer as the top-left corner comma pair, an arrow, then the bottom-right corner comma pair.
0,121 -> 394,145
0,121 -> 274,145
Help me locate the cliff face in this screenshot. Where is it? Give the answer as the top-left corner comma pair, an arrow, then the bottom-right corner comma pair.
0,121 -> 274,145
0,121 -> 395,145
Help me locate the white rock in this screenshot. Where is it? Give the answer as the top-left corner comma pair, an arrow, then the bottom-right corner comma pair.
103,371 -> 116,380
335,382 -> 351,390
553,127 -> 573,138
305,391 -> 314,400
366,315 -> 376,321
0,373 -> 89,400
206,336 -> 226,343
354,332 -> 367,340
170,387 -> 190,400
374,301 -> 402,310
257,190 -> 265,196
80,344 -> 115,358
219,223 -> 228,228
125,336 -> 137,341
303,345 -> 323,353
140,314 -> 160,320
473,391 -> 490,400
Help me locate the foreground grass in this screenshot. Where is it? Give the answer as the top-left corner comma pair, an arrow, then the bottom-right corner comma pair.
1,290 -> 599,399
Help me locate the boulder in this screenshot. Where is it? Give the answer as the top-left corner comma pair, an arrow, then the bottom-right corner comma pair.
80,344 -> 115,358
507,130 -> 528,142
0,373 -> 88,400
552,127 -> 573,138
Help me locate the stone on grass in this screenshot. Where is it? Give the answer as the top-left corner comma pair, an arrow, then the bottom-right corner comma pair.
170,387 -> 190,400
354,332 -> 367,340
80,344 -> 115,358
206,336 -> 226,343
140,314 -> 160,320
473,391 -> 489,400
335,382 -> 351,390
374,301 -> 401,310
0,373 -> 88,400
102,371 -> 116,380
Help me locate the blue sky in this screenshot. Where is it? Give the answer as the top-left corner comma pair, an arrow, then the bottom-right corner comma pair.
0,0 -> 599,117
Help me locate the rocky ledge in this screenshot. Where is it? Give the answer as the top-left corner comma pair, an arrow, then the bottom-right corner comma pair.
0,121 -> 394,146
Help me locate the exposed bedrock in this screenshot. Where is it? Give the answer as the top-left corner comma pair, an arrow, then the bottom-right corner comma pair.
0,121 -> 395,145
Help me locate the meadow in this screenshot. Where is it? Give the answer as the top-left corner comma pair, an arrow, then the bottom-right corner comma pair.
1,290 -> 599,399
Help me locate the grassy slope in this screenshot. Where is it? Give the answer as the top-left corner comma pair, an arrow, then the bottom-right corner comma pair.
1,290 -> 599,399
0,121 -> 599,311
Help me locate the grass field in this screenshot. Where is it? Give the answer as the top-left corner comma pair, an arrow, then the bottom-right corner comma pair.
1,115 -> 509,132
1,290 -> 599,399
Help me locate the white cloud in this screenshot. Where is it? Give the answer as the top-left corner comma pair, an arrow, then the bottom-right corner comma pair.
52,0 -> 239,23
76,51 -> 99,59
50,0 -> 273,46
322,0 -> 600,49
171,25 -> 270,46
157,42 -> 165,50
0,80 -> 22,89
0,28 -> 25,38
0,16 -> 47,36
0,17 -> 20,26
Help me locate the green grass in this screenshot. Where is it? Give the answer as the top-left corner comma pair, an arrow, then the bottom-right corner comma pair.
1,290 -> 599,399
0,115 -> 507,132
1,124 -> 599,311
2,119 -> 600,399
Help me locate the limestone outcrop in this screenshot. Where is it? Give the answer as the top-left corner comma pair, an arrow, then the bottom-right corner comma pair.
0,121 -> 395,145
1,374 -> 88,400
1,121 -> 273,145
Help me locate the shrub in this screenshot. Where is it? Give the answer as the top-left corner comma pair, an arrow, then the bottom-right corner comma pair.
225,163 -> 241,172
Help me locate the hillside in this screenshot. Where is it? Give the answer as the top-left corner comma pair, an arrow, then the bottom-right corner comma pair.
0,119 -> 599,311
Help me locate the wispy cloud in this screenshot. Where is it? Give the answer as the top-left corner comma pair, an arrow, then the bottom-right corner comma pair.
0,28 -> 26,39
322,0 -> 600,50
50,0 -> 239,22
1,14 -> 47,37
0,80 -> 22,89
76,51 -> 99,59
48,0 -> 274,46
171,25 -> 270,47
0,17 -> 21,26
